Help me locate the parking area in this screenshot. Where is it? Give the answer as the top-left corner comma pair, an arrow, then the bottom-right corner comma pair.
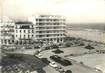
5,43 -> 104,73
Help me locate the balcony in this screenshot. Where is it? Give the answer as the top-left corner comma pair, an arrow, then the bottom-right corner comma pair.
1,29 -> 14,32
1,36 -> 13,39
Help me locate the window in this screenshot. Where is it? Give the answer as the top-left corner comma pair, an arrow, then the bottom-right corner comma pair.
36,19 -> 38,21
16,30 -> 18,33
1,39 -> 3,44
32,25 -> 33,28
20,35 -> 21,38
16,25 -> 17,28
46,35 -> 49,37
28,30 -> 30,33
8,40 -> 10,44
20,30 -> 21,33
32,30 -> 34,33
24,35 -> 25,38
24,30 -> 26,33
32,35 -> 33,37
4,40 -> 7,44
28,35 -> 30,38
39,19 -> 43,21
12,40 -> 14,43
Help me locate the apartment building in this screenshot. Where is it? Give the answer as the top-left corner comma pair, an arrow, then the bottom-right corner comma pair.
15,21 -> 34,45
0,16 -> 15,47
28,15 -> 66,45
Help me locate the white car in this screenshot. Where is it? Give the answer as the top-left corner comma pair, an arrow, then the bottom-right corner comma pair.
49,62 -> 58,68
36,54 -> 43,58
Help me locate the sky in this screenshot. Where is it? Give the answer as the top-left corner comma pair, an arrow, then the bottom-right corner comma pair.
0,0 -> 105,23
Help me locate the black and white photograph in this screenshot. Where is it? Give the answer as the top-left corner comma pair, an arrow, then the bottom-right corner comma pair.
0,0 -> 105,73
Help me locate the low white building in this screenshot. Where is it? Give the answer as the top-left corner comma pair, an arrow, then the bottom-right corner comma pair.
28,15 -> 66,45
15,21 -> 34,45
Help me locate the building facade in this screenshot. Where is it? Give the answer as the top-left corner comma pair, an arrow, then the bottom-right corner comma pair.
0,16 -> 15,47
15,21 -> 34,45
28,15 -> 66,45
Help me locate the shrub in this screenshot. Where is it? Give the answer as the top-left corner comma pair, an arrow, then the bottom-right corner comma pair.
78,43 -> 85,46
80,61 -> 84,64
52,49 -> 64,54
44,46 -> 51,50
85,45 -> 95,50
65,42 -> 72,47
65,70 -> 72,73
51,44 -> 59,49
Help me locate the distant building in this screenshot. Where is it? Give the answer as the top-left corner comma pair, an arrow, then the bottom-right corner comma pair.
0,16 -> 15,47
28,15 -> 66,45
15,21 -> 34,45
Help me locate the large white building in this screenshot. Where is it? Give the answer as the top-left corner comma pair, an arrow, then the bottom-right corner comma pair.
0,16 -> 15,47
28,15 -> 66,45
0,15 -> 66,49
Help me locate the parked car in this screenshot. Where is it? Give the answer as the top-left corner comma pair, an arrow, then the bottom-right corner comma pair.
36,54 -> 43,58
49,62 -> 58,68
41,58 -> 50,65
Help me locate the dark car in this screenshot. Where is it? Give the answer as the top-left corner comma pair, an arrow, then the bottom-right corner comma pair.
41,58 -> 50,65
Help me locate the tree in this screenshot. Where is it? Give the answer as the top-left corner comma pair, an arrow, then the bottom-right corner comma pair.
85,44 -> 95,50
65,42 -> 73,47
64,36 -> 76,42
52,49 -> 64,54
51,44 -> 59,49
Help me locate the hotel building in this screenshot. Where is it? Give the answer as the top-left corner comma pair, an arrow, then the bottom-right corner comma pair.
0,16 -> 15,47
15,21 -> 34,45
28,15 -> 66,45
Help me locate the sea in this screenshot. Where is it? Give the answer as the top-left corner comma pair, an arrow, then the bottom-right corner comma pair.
67,23 -> 105,43
68,23 -> 105,31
